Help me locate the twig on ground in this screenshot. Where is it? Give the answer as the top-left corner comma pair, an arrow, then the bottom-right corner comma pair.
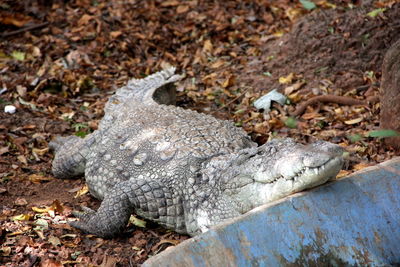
212,88 -> 250,114
1,22 -> 49,38
291,95 -> 367,117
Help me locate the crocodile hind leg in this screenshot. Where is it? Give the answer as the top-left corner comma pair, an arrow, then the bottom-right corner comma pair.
69,179 -> 185,238
49,135 -> 92,179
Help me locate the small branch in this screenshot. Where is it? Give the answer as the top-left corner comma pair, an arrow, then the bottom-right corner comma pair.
1,22 -> 49,38
212,88 -> 250,114
291,95 -> 366,117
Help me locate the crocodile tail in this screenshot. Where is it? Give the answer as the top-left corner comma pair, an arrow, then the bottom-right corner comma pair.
99,67 -> 183,130
126,67 -> 181,100
104,67 -> 182,113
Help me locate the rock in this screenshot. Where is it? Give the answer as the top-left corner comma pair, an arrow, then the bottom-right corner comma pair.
4,105 -> 16,114
380,39 -> 400,150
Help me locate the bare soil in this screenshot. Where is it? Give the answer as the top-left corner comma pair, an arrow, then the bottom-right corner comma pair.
0,0 -> 399,266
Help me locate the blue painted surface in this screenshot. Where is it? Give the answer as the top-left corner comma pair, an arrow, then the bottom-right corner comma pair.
143,158 -> 400,267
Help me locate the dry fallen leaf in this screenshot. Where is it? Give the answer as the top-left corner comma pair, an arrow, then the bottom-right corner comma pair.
203,40 -> 213,53
284,81 -> 305,95
32,200 -> 64,217
32,206 -> 50,213
0,13 -> 32,27
301,112 -> 320,120
7,231 -> 25,236
288,92 -> 302,103
0,247 -> 11,256
14,198 -> 28,206
32,147 -> 49,156
285,7 -> 303,21
40,258 -> 64,267
344,117 -> 363,125
210,59 -> 225,69
177,5 -> 189,14
353,162 -> 372,171
337,169 -> 351,178
129,215 -> 147,228
100,255 -> 118,267
152,239 -> 181,253
77,14 -> 94,26
279,73 -> 295,84
48,235 -> 62,247
60,111 -> 75,120
51,199 -> 64,214
222,75 -> 235,88
16,85 -> 27,97
29,174 -> 53,184
0,146 -> 9,155
17,155 -> 28,165
273,30 -> 285,37
110,31 -> 123,38
75,184 -> 89,198
161,0 -> 180,7
12,214 -> 32,221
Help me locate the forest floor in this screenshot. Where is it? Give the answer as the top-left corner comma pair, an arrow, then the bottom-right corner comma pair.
1,0 -> 400,266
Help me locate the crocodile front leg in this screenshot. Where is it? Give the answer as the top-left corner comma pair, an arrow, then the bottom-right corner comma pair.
69,179 -> 185,238
185,195 -> 242,236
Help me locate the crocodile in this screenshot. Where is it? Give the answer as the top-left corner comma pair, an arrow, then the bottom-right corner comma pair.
50,68 -> 344,237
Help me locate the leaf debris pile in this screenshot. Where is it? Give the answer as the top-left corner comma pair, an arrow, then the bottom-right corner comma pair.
1,0 -> 399,265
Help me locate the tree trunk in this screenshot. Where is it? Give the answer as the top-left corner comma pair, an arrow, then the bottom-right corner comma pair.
380,39 -> 400,150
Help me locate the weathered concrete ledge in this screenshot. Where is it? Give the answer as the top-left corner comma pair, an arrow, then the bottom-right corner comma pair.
143,158 -> 400,267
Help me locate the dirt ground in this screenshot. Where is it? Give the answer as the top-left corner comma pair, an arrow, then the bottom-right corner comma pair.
1,0 -> 399,266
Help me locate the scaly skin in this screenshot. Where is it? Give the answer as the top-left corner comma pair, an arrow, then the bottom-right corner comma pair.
50,68 -> 344,237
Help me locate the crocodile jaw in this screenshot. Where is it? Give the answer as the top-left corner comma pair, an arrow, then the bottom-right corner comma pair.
260,155 -> 343,201
231,155 -> 343,214
256,154 -> 343,187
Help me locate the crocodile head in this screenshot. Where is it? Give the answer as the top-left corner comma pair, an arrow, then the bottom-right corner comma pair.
207,138 -> 344,213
